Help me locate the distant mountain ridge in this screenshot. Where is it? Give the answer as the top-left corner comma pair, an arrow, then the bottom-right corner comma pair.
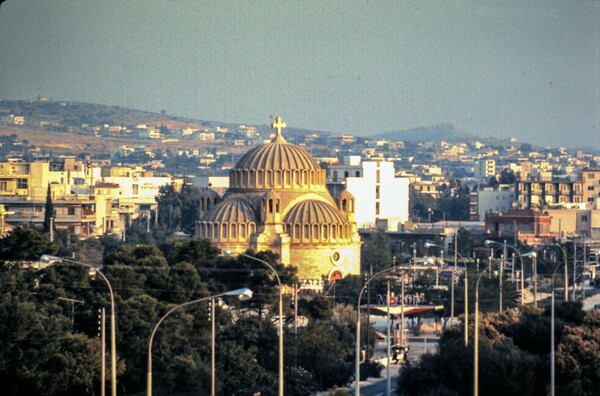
368,123 -> 477,143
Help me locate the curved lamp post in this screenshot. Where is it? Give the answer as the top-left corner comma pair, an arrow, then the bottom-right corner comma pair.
147,288 -> 253,396
521,251 -> 538,306
40,254 -> 118,396
355,265 -> 401,396
550,261 -> 564,396
223,250 -> 283,396
425,242 -> 469,346
354,258 -> 432,396
473,256 -> 503,396
545,244 -> 568,302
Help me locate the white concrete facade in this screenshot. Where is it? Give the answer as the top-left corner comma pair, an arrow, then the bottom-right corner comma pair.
343,161 -> 410,229
471,185 -> 515,221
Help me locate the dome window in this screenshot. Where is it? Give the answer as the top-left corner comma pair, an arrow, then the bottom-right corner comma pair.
222,224 -> 228,238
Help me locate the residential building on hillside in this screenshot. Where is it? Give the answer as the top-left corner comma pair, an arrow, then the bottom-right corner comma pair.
475,159 -> 496,180
517,169 -> 600,209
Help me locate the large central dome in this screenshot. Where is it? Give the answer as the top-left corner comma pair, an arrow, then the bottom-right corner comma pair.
234,117 -> 320,171
228,117 -> 327,191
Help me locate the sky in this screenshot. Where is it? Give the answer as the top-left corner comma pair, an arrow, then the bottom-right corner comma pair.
0,0 -> 598,149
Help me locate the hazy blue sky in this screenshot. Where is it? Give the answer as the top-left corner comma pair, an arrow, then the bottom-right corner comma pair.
0,0 -> 598,148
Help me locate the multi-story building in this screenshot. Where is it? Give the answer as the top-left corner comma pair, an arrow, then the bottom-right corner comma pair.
326,157 -> 410,230
475,159 -> 496,180
517,169 -> 600,209
0,160 -> 172,238
485,209 -> 554,245
470,184 -> 515,221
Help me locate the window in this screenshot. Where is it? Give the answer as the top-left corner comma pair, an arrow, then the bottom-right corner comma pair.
258,171 -> 264,185
582,215 -> 588,222
0,181 -> 6,191
344,171 -> 349,178
589,173 -> 596,179
333,170 -> 338,182
588,186 -> 595,191
295,224 -> 301,239
375,186 -> 380,199
376,170 -> 380,184
312,224 -> 319,239
376,202 -> 380,215
303,225 -> 309,239
17,178 -> 28,189
67,207 -> 76,216
355,171 -> 360,177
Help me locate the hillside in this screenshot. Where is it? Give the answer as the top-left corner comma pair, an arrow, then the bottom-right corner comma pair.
369,123 -> 478,143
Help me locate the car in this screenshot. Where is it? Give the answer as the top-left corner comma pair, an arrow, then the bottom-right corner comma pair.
592,304 -> 600,312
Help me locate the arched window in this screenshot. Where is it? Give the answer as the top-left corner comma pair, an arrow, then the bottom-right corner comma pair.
266,171 -> 272,187
310,171 -> 315,185
293,171 -> 299,185
275,199 -> 280,213
303,224 -> 309,239
286,224 -> 291,236
249,223 -> 256,236
332,225 -> 337,239
323,225 -> 328,240
231,224 -> 237,238
312,224 -> 319,239
213,224 -> 218,239
207,199 -> 211,210
268,199 -> 273,213
240,224 -> 246,239
275,171 -> 282,186
341,199 -> 347,212
284,171 -> 291,186
249,170 -> 255,186
294,224 -> 301,239
222,224 -> 228,238
258,171 -> 264,186
201,198 -> 205,211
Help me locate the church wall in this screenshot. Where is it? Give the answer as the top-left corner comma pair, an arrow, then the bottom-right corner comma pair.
289,242 -> 360,282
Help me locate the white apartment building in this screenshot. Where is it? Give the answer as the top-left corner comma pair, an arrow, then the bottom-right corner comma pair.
326,157 -> 410,230
469,184 -> 516,221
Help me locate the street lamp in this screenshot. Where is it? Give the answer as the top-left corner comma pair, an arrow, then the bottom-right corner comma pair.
223,250 -> 284,396
550,261 -> 563,396
425,241 -> 469,346
40,254 -> 118,396
473,257 -> 501,396
521,252 -> 538,306
355,265 -> 401,396
147,288 -> 253,396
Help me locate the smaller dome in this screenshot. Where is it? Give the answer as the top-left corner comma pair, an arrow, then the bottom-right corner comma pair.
284,200 -> 346,225
203,198 -> 256,223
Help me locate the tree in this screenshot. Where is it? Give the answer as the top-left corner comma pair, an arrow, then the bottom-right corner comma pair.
361,231 -> 394,273
0,224 -> 54,261
43,183 -> 54,234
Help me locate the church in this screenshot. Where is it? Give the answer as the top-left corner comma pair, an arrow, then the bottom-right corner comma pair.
195,117 -> 361,283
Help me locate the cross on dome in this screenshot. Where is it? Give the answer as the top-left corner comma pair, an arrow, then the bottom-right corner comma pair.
271,116 -> 287,143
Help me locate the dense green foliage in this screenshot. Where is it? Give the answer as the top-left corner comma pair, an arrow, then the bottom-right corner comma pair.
397,303 -> 600,396
0,226 -> 366,395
